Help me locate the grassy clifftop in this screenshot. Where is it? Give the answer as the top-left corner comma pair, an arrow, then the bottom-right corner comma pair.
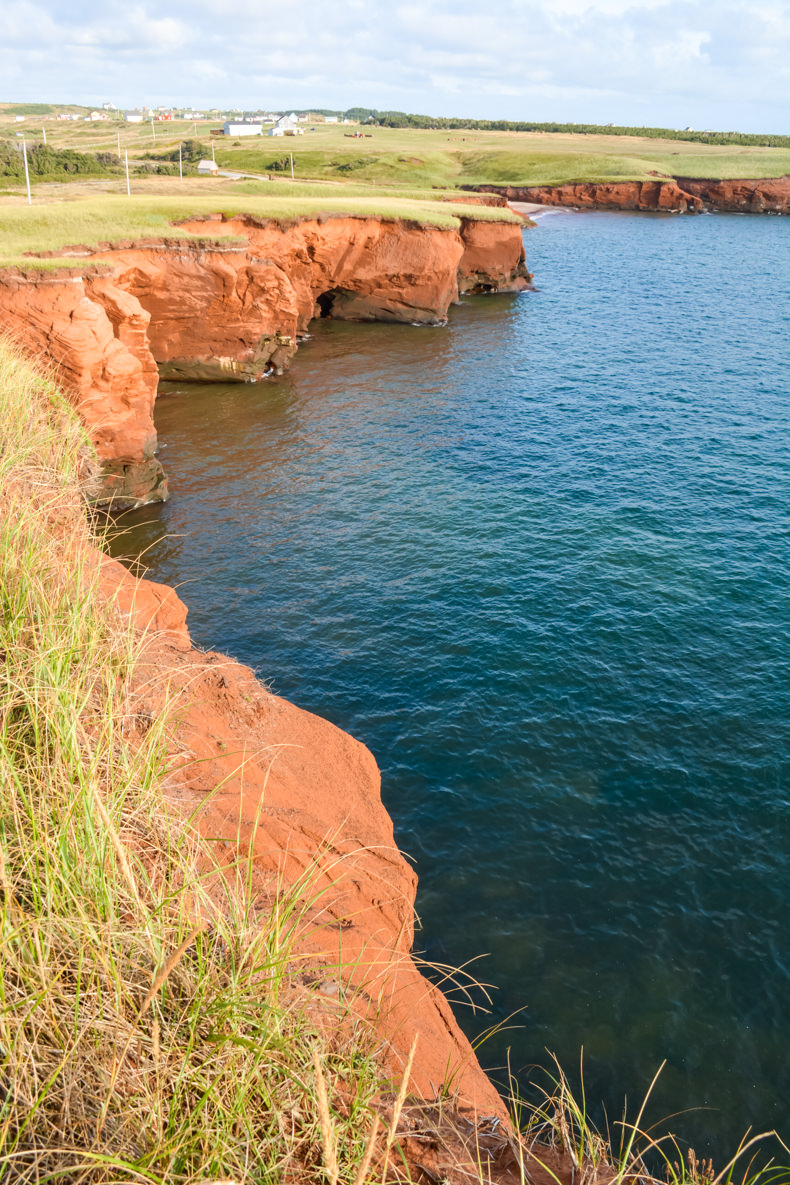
0,188 -> 519,270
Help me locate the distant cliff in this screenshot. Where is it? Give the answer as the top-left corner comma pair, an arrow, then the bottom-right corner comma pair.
471,175 -> 790,214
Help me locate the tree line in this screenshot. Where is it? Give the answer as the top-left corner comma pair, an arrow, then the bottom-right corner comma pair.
331,109 -> 789,148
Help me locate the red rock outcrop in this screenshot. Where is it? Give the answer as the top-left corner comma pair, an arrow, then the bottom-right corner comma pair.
458,216 -> 534,293
103,556 -> 507,1118
475,180 -> 704,212
673,175 -> 790,213
0,270 -> 167,506
1,213 -> 529,507
474,176 -> 790,214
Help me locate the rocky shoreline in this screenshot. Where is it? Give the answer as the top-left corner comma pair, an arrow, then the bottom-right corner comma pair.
470,175 -> 790,214
0,209 -> 530,1122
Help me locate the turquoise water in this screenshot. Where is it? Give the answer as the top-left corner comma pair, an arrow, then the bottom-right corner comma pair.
111,211 -> 790,1160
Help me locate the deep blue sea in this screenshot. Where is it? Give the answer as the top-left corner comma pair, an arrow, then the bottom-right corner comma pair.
111,210 -> 790,1162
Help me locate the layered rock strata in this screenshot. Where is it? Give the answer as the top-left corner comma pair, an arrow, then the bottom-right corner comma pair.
472,175 -> 790,214
0,213 -> 530,507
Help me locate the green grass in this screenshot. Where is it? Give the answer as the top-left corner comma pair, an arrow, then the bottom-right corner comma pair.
212,125 -> 790,187
0,190 -> 518,270
4,119 -> 789,190
0,339 -> 404,1183
514,1056 -> 790,1185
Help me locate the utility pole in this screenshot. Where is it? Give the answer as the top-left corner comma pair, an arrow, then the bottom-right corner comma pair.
125,149 -> 130,196
290,151 -> 294,180
211,139 -> 215,163
22,138 -> 31,205
151,117 -> 156,143
42,126 -> 47,145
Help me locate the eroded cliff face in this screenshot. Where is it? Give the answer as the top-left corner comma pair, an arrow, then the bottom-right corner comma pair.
0,270 -> 167,505
102,554 -> 507,1119
673,175 -> 790,213
477,180 -> 704,212
0,213 -> 530,508
474,176 -> 790,214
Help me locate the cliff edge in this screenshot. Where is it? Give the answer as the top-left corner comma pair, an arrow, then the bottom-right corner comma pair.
0,212 -> 530,508
472,175 -> 790,214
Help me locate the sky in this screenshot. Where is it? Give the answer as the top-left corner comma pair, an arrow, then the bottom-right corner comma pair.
2,0 -> 789,133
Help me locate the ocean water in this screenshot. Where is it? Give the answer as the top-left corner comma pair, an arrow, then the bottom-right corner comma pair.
110,210 -> 790,1161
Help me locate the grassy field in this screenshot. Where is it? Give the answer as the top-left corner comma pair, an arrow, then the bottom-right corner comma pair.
0,185 -> 519,270
2,115 -> 789,190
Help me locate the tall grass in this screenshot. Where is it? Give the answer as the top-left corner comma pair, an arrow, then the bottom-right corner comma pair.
0,340 -> 388,1183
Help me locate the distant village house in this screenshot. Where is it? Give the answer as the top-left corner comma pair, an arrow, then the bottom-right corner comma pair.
268,113 -> 305,137
197,159 -> 219,175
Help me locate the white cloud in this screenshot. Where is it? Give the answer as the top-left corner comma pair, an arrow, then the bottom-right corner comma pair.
2,0 -> 788,131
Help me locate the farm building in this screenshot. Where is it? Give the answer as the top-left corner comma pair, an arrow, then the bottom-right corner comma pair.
197,159 -> 219,175
223,120 -> 262,136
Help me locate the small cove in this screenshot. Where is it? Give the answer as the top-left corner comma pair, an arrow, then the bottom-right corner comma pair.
111,210 -> 790,1160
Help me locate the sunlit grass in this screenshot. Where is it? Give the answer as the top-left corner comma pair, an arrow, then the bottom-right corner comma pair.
4,118 -> 788,195
0,339 -> 397,1183
0,190 -> 518,269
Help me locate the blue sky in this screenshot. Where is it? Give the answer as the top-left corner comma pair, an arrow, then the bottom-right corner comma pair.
2,0 -> 788,132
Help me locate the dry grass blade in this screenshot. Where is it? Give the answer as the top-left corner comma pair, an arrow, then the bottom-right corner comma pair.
312,1046 -> 340,1185
352,1115 -> 380,1185
88,779 -> 151,932
139,924 -> 204,1016
386,1033 -> 419,1155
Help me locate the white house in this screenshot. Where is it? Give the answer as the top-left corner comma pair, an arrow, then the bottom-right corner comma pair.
325,116 -> 338,123
125,112 -> 144,123
223,120 -> 262,136
197,159 -> 219,175
267,114 -> 304,137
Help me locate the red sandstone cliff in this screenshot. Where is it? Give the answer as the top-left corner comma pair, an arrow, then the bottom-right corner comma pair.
100,554 -> 507,1121
475,180 -> 703,212
0,213 -> 529,507
673,175 -> 790,213
473,176 -> 790,214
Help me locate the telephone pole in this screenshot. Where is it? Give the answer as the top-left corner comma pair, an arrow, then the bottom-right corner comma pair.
22,138 -> 31,205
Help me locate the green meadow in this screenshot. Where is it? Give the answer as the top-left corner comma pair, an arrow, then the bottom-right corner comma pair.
2,113 -> 788,194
